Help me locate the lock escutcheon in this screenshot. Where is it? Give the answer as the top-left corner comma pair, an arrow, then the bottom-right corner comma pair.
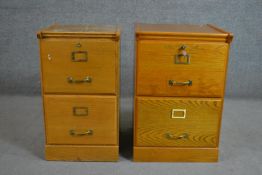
175,45 -> 190,64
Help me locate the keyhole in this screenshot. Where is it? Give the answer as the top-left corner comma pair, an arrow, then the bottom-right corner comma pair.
180,45 -> 186,50
76,43 -> 82,48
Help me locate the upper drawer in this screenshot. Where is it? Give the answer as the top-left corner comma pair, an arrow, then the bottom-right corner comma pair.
135,97 -> 222,147
136,41 -> 228,97
40,39 -> 117,94
44,95 -> 118,145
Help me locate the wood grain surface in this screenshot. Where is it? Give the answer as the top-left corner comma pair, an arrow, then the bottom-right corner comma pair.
46,145 -> 119,161
133,23 -> 232,162
136,23 -> 228,35
135,97 -> 222,147
135,23 -> 233,43
40,38 -> 117,94
134,146 -> 218,162
136,41 -> 228,97
38,25 -> 120,161
44,95 -> 118,145
37,24 -> 120,40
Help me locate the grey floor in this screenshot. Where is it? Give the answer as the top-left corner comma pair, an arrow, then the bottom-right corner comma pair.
0,96 -> 261,175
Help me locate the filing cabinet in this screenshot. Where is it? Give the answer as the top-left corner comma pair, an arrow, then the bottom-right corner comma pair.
37,24 -> 120,161
134,23 -> 233,162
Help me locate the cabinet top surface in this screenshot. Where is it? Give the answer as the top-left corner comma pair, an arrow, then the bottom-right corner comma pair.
37,24 -> 120,39
136,23 -> 231,35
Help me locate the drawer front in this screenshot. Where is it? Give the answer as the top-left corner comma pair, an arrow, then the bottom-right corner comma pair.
41,39 -> 117,94
135,97 -> 222,147
44,95 -> 117,145
136,41 -> 228,97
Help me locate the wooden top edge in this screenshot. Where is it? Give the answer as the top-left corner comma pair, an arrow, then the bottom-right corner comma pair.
135,23 -> 233,42
37,23 -> 120,39
207,24 -> 234,42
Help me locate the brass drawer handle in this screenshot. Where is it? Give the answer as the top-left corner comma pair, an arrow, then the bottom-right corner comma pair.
168,80 -> 192,86
165,133 -> 189,140
67,76 -> 92,83
175,45 -> 190,64
71,51 -> 88,62
73,107 -> 88,116
69,129 -> 93,136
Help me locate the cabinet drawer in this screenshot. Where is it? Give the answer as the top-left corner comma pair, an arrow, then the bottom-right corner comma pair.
40,39 -> 117,94
44,95 -> 118,145
136,41 -> 228,97
135,97 -> 222,147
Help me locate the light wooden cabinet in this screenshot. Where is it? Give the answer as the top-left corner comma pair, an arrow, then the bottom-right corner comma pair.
37,24 -> 120,161
134,23 -> 233,162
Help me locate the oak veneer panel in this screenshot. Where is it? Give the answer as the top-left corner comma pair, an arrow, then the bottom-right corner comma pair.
46,145 -> 118,161
38,24 -> 120,39
135,97 -> 222,147
38,24 -> 120,161
138,41 -> 228,71
136,23 -> 226,35
134,147 -> 218,162
44,95 -> 117,145
41,24 -> 118,33
137,71 -> 225,97
134,23 -> 233,162
135,23 -> 233,42
40,39 -> 116,94
136,41 -> 228,97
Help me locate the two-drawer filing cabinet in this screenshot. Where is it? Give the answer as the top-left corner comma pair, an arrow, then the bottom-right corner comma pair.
37,24 -> 120,161
134,23 -> 233,162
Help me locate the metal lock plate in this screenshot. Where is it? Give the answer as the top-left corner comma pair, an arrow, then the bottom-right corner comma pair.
175,45 -> 190,64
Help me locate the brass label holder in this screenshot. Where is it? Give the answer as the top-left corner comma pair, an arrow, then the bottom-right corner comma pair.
71,51 -> 88,62
73,107 -> 88,116
171,109 -> 186,119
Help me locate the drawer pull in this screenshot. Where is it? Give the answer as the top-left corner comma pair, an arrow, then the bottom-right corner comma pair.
165,133 -> 189,140
175,45 -> 190,64
171,109 -> 186,119
168,80 -> 192,86
73,107 -> 88,116
71,51 -> 88,62
69,129 -> 93,136
67,76 -> 92,84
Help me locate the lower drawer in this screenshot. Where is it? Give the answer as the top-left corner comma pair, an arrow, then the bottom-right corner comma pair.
44,95 -> 118,145
135,97 -> 222,147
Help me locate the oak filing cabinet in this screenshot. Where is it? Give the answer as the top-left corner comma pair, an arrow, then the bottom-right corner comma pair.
37,24 -> 120,161
134,23 -> 233,162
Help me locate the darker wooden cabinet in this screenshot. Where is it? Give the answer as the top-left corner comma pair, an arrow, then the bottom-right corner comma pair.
134,23 -> 233,162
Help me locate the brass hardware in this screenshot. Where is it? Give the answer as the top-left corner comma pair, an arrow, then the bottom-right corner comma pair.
165,133 -> 189,140
179,45 -> 186,50
69,129 -> 93,136
175,54 -> 190,64
47,54 -> 52,61
75,43 -> 82,48
71,51 -> 88,62
73,107 -> 88,116
67,76 -> 92,84
168,80 -> 192,86
175,45 -> 190,64
171,109 -> 186,119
